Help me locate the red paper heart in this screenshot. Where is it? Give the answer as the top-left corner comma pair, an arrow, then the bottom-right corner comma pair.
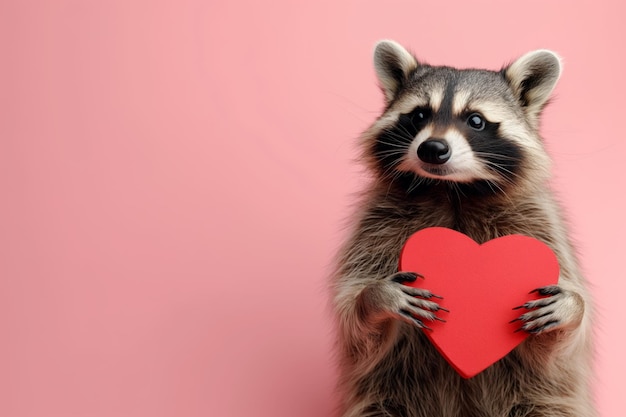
399,227 -> 559,378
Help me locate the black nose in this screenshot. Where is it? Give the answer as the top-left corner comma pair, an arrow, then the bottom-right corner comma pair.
417,139 -> 451,164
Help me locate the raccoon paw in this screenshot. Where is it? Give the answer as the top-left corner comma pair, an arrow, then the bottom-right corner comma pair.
511,285 -> 584,334
361,272 -> 447,330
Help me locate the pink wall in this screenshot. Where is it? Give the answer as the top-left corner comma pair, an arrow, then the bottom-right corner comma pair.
1,1 -> 624,416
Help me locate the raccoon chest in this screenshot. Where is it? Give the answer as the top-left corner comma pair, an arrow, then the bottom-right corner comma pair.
441,193 -> 512,243
401,196 -> 505,243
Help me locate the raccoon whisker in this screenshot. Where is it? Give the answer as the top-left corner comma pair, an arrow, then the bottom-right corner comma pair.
481,180 -> 505,199
380,158 -> 407,184
383,167 -> 409,198
406,179 -> 420,195
375,138 -> 411,149
483,162 -> 518,177
497,173 -> 519,188
379,130 -> 415,145
378,129 -> 412,140
381,166 -> 404,185
450,181 -> 467,201
473,151 -> 521,162
473,152 -> 522,174
473,152 -> 522,166
380,142 -> 406,153
482,169 -> 516,192
381,124 -> 411,137
385,171 -> 409,195
478,163 -> 522,179
376,149 -> 408,158
406,175 -> 430,195
485,180 -> 499,194
377,151 -> 406,167
370,133 -> 411,147
485,179 -> 515,205
479,159 -> 522,180
394,122 -> 418,142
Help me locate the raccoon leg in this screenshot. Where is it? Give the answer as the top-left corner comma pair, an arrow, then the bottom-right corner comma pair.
511,285 -> 584,334
358,271 -> 446,330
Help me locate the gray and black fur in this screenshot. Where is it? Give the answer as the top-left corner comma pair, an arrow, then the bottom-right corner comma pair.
331,41 -> 596,417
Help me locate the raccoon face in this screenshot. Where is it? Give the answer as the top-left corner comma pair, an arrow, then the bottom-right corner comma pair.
364,40 -> 561,195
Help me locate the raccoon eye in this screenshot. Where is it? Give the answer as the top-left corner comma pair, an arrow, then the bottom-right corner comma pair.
414,107 -> 431,121
467,113 -> 486,131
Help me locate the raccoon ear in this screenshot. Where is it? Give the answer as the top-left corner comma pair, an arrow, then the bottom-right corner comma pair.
373,40 -> 419,103
504,50 -> 562,123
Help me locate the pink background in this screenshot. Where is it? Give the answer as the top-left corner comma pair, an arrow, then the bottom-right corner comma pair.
1,1 -> 624,416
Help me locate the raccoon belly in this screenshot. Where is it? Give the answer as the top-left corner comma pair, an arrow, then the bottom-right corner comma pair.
353,329 -> 463,417
349,330 -> 536,417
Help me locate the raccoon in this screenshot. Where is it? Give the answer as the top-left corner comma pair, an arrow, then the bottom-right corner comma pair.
331,40 -> 596,417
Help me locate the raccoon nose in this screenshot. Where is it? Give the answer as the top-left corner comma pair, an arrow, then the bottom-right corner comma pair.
417,139 -> 451,164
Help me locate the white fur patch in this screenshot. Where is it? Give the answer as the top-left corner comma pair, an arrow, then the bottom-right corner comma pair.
452,90 -> 472,115
470,102 -> 509,123
429,87 -> 445,112
391,95 -> 430,115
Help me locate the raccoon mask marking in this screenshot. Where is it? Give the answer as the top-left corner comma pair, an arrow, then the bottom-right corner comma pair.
365,40 -> 561,197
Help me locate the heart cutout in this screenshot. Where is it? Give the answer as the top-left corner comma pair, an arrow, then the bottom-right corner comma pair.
399,227 -> 559,378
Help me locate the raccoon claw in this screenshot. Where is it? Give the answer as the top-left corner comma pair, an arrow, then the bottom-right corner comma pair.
400,310 -> 433,331
514,319 -> 560,334
384,272 -> 447,328
391,272 -> 424,283
399,285 -> 443,301
528,321 -> 560,334
511,285 -> 584,335
529,285 -> 562,296
512,296 -> 556,311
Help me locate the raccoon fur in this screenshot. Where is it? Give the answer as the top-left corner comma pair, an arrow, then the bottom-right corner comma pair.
331,40 -> 596,417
